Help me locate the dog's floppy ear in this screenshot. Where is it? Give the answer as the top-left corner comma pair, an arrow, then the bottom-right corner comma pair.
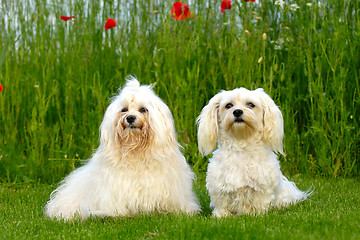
256,89 -> 284,155
98,97 -> 119,149
197,92 -> 224,156
149,100 -> 178,149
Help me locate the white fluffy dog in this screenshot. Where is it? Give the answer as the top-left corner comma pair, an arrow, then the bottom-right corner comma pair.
45,77 -> 200,220
197,87 -> 311,217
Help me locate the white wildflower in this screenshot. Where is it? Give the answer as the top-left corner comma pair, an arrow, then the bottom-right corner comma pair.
275,0 -> 285,6
276,38 -> 284,45
272,38 -> 284,50
290,3 -> 300,11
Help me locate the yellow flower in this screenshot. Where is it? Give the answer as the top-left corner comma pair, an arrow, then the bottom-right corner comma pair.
262,33 -> 267,40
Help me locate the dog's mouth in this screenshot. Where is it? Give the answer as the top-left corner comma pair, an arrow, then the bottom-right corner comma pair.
127,124 -> 142,130
234,118 -> 245,123
121,120 -> 143,130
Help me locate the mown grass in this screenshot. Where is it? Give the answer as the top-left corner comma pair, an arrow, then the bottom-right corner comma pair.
1,177 -> 359,239
0,0 -> 359,183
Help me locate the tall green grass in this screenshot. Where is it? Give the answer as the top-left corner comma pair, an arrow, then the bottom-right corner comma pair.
0,0 -> 359,183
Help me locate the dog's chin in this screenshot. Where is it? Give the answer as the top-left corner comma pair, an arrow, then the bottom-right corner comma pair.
115,124 -> 152,155
231,120 -> 248,133
225,118 -> 258,140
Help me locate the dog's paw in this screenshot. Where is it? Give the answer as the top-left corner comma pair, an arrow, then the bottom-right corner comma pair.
212,208 -> 231,218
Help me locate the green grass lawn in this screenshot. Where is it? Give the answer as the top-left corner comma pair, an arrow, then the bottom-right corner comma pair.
1,177 -> 359,239
0,0 -> 359,184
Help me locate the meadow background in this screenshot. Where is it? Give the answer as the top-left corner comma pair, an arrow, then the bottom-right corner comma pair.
0,0 -> 360,239
0,0 -> 359,183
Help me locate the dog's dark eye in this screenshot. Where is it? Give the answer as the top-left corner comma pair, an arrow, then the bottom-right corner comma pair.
225,103 -> 233,109
139,107 -> 148,113
121,108 -> 128,112
247,103 -> 255,108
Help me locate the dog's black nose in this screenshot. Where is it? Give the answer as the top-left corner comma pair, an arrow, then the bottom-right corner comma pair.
126,115 -> 136,124
233,109 -> 243,117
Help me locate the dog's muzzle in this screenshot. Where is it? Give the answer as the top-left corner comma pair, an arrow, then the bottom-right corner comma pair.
233,109 -> 244,123
126,115 -> 138,129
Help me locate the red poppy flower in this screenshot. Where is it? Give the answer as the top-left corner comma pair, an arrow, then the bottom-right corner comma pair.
171,2 -> 191,20
221,0 -> 231,13
0,83 -> 3,92
105,18 -> 117,31
59,16 -> 75,21
243,0 -> 255,2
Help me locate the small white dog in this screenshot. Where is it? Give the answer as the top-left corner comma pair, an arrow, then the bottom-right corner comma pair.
45,77 -> 200,220
197,87 -> 311,217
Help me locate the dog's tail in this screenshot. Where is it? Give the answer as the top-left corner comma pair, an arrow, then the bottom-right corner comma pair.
274,176 -> 313,207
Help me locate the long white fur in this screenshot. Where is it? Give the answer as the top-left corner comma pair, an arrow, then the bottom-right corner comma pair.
45,77 -> 200,220
197,87 -> 311,217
